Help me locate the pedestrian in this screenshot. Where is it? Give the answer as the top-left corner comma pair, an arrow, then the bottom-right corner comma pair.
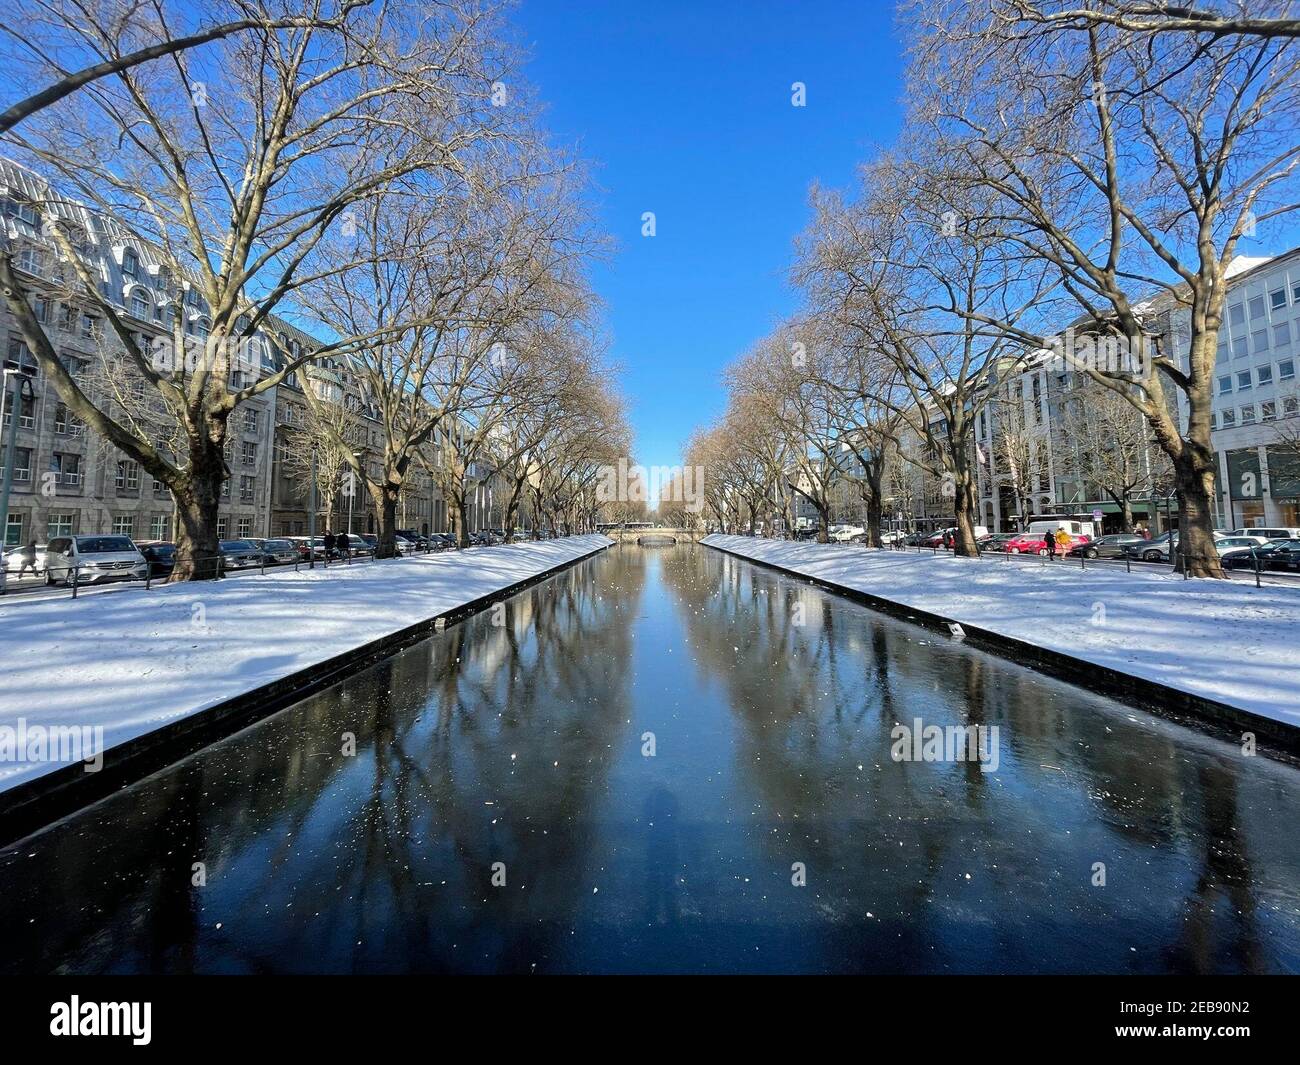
1055,528 -> 1071,557
16,538 -> 37,578
323,530 -> 336,559
1044,527 -> 1057,560
338,532 -> 350,559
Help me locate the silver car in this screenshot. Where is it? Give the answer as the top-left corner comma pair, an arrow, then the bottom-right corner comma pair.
43,534 -> 148,585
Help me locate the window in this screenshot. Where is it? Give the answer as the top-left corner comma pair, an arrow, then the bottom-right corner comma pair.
1276,321 -> 1292,348
220,478 -> 230,499
153,477 -> 166,494
53,403 -> 68,434
3,197 -> 38,225
15,246 -> 40,274
32,297 -> 50,324
1228,303 -> 1245,326
1262,401 -> 1277,422
1232,336 -> 1248,358
216,517 -> 228,538
243,408 -> 259,434
1272,289 -> 1288,310
115,460 -> 140,491
239,475 -> 255,502
1249,295 -> 1266,320
112,515 -> 133,536
47,513 -> 73,538
51,452 -> 81,486
1286,397 -> 1299,416
241,441 -> 257,467
237,517 -> 252,538
1241,405 -> 1256,424
130,289 -> 151,320
1219,375 -> 1233,395
1281,359 -> 1296,380
6,336 -> 36,374
121,249 -> 138,279
1222,409 -> 1236,426
13,448 -> 31,482
80,313 -> 100,339
1237,371 -> 1252,390
1253,329 -> 1269,353
4,513 -> 22,548
1293,281 -> 1300,304
3,394 -> 35,429
1258,365 -> 1273,386
1210,411 -> 1217,429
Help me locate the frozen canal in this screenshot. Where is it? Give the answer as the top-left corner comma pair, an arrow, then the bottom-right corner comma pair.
2,542 -> 1298,973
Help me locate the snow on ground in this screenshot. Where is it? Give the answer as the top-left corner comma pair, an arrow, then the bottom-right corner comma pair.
704,534 -> 1300,729
0,535 -> 610,793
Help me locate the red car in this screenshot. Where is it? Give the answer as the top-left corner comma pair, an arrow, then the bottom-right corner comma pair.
1004,531 -> 1090,555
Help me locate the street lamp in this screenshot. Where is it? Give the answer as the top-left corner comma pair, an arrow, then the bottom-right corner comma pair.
347,451 -> 363,535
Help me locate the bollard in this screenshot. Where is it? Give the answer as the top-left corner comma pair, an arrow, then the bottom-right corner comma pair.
71,564 -> 78,599
1255,550 -> 1262,589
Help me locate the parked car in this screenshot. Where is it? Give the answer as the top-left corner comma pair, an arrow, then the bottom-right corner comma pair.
218,539 -> 265,571
136,540 -> 177,577
341,533 -> 373,558
1065,533 -> 1147,559
1222,537 -> 1300,570
1123,531 -> 1179,562
978,533 -> 1017,553
396,529 -> 430,550
252,538 -> 300,565
829,524 -> 866,543
1226,526 -> 1300,541
430,533 -> 457,549
43,534 -> 148,585
1004,530 -> 1090,555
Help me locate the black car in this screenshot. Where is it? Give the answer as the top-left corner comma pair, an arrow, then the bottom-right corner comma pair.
396,529 -> 430,550
137,541 -> 176,577
1067,533 -> 1147,559
1226,537 -> 1300,571
252,538 -> 300,565
218,539 -> 265,571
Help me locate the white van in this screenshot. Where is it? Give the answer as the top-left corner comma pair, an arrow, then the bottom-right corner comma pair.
1025,518 -> 1097,540
1228,526 -> 1300,541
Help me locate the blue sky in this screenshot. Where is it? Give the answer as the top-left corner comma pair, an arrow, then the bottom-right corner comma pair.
511,0 -> 906,472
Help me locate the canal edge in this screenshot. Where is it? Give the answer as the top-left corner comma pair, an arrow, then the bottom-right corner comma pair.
0,538 -> 615,848
704,540 -> 1300,765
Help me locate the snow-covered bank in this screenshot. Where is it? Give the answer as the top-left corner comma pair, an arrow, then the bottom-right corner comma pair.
703,534 -> 1300,730
0,535 -> 610,793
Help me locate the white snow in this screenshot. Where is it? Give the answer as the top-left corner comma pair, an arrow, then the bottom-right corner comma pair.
704,534 -> 1300,729
0,535 -> 610,793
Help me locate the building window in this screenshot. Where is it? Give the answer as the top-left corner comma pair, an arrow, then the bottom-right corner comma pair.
1232,336 -> 1248,358
1285,397 -> 1299,416
217,517 -> 228,538
4,512 -> 23,547
121,249 -> 138,279
1275,321 -> 1292,348
1249,295 -> 1266,320
237,517 -> 252,538
243,408 -> 259,434
53,403 -> 68,434
1218,375 -> 1233,395
239,475 -> 255,502
15,246 -> 40,274
47,513 -> 73,538
130,289 -> 151,320
2,393 -> 35,429
13,448 -> 31,482
1228,303 -> 1245,326
1280,359 -> 1295,380
1257,365 -> 1273,386
1241,405 -> 1256,424
52,452 -> 81,486
1210,412 -> 1217,429
112,515 -> 133,536
1262,401 -> 1277,422
1293,281 -> 1300,304
80,313 -> 100,339
241,441 -> 257,467
1237,371 -> 1252,390
115,459 -> 140,491
1253,329 -> 1269,353
1272,289 -> 1288,310
150,514 -> 168,540
1222,409 -> 1236,426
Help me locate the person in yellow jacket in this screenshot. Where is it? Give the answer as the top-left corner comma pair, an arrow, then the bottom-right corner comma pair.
1054,528 -> 1071,556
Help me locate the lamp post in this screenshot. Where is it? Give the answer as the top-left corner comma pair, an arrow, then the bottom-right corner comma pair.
346,452 -> 363,536
307,449 -> 317,569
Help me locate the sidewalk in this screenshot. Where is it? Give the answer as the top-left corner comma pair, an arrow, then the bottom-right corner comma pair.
703,534 -> 1300,732
0,535 -> 611,794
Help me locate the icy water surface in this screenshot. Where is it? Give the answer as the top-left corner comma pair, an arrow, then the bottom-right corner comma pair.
2,542 -> 1298,973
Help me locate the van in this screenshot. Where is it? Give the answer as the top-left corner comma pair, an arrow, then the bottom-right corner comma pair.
43,534 -> 148,586
1024,519 -> 1096,539
1228,527 -> 1300,541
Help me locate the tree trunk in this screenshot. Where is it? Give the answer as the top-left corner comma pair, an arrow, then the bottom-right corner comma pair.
171,473 -> 222,582
1174,451 -> 1223,578
455,494 -> 472,548
865,488 -> 883,548
953,470 -> 980,557
370,480 -> 401,559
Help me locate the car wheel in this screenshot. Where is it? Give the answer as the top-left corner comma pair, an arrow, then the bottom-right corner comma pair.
1037,548 -> 1048,557
1009,547 -> 1020,554
44,569 -> 54,586
1143,550 -> 1160,562
1085,548 -> 1099,559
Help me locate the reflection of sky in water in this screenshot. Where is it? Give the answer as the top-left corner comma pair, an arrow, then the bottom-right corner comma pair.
1,544 -> 1297,974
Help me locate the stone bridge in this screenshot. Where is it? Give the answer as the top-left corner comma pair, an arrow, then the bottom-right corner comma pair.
602,526 -> 704,544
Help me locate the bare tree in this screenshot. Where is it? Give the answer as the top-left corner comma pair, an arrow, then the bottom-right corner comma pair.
0,0 -> 508,577
991,1 -> 1300,40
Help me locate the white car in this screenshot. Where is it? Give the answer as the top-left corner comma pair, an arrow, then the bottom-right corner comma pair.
1216,535 -> 1274,556
1227,526 -> 1300,541
43,534 -> 148,586
829,524 -> 866,543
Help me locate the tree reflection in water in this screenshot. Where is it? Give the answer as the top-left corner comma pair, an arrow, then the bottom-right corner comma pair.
0,544 -> 1297,973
